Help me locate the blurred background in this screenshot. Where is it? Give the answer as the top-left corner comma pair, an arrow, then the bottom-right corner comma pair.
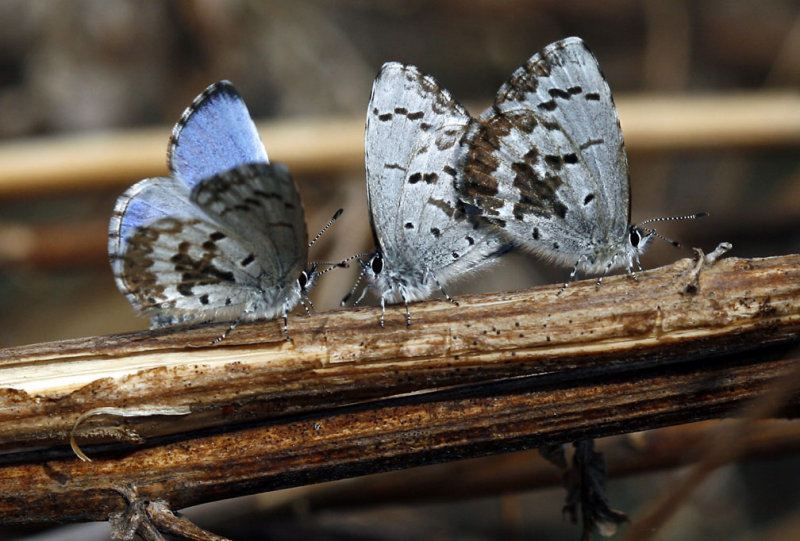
0,1 -> 798,540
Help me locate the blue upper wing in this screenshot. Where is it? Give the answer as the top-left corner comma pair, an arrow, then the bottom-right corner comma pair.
167,81 -> 269,189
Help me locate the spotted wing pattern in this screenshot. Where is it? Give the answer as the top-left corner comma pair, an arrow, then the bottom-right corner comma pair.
112,163 -> 306,326
461,37 -> 631,272
110,81 -> 308,331
364,62 -> 507,303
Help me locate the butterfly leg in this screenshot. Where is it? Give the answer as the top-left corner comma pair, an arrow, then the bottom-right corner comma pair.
379,295 -> 386,328
433,274 -> 459,306
596,260 -> 616,289
403,294 -> 411,327
299,293 -> 314,315
558,261 -> 581,295
212,319 -> 239,345
281,300 -> 291,341
213,307 -> 251,344
629,253 -> 644,281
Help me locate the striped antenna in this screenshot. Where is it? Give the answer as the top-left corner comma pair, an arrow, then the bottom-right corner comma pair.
638,212 -> 708,227
308,208 -> 344,248
314,260 -> 350,276
637,212 -> 708,249
340,254 -> 372,305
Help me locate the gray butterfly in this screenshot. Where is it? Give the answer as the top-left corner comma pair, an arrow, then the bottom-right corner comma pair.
460,37 -> 704,285
347,62 -> 510,325
110,81 -> 331,341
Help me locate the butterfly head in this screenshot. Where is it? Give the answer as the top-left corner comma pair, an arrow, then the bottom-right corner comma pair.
340,250 -> 397,306
297,264 -> 318,294
353,251 -> 388,300
628,224 -> 656,257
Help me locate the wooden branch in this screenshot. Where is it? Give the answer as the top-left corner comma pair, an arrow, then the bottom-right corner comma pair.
0,92 -> 798,197
0,253 -> 798,525
256,419 -> 800,515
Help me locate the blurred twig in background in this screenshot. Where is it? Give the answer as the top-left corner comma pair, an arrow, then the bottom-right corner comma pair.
0,93 -> 797,198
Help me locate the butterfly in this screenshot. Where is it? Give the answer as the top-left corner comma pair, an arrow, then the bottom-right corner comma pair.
459,37 -> 705,286
109,81 -> 333,341
346,62 -> 510,326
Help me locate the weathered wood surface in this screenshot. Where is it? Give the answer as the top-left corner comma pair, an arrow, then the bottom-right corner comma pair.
0,253 -> 798,524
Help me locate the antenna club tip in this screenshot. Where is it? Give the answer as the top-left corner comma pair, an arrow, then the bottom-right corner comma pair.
695,212 -> 709,219
333,208 -> 344,219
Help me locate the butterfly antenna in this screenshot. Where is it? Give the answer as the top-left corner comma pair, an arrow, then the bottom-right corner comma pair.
638,212 -> 708,227
314,260 -> 350,276
637,212 -> 708,249
308,209 -> 344,248
340,254 -> 371,305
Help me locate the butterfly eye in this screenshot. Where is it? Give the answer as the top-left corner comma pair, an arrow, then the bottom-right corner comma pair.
298,270 -> 309,290
629,227 -> 641,247
370,254 -> 383,275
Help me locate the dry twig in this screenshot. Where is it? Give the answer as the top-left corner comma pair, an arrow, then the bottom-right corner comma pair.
0,253 -> 798,526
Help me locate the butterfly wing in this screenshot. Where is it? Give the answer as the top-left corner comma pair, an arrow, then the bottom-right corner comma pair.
461,37 -> 629,267
191,162 -> 308,295
168,81 -> 269,189
112,163 -> 307,326
110,175 -> 199,312
365,62 -> 507,297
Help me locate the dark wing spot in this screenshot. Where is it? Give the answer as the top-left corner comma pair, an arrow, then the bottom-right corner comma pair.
408,172 -> 422,184
394,107 -> 408,115
580,138 -> 604,150
583,193 -> 595,205
567,86 -> 582,95
427,197 -> 456,216
423,173 -> 439,183
544,155 -> 563,169
430,227 -> 441,238
553,242 -> 560,250
532,227 -> 540,240
420,122 -> 432,131
378,113 -> 392,121
506,110 -> 538,133
466,236 -> 475,245
241,253 -> 255,266
542,121 -> 560,130
171,242 -> 236,297
537,100 -> 557,111
548,88 -> 571,99
563,153 -> 578,164
202,240 -> 216,250
452,252 -> 460,259
385,163 -> 405,170
407,111 -> 424,120
443,165 -> 457,177
404,222 -> 414,229
253,190 -> 280,201
585,93 -> 601,101
199,294 -> 209,305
